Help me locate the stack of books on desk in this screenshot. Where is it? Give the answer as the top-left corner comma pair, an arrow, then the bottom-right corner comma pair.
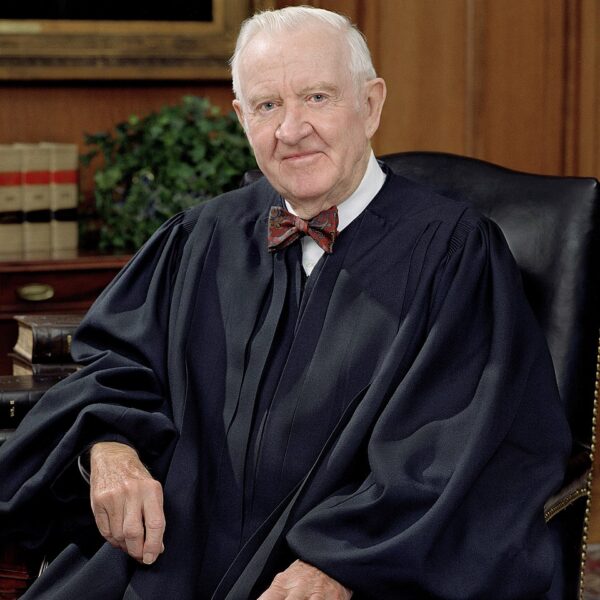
10,314 -> 83,376
1,314 -> 83,446
0,314 -> 83,597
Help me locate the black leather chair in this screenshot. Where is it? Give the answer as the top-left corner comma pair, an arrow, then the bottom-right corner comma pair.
381,152 -> 599,597
243,151 -> 600,598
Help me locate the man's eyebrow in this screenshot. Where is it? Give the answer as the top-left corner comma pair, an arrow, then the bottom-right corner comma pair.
299,83 -> 340,95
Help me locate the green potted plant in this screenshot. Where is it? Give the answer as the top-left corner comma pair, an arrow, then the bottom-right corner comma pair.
81,95 -> 257,252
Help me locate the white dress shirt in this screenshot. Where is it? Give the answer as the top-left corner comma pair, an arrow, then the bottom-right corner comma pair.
284,151 -> 386,275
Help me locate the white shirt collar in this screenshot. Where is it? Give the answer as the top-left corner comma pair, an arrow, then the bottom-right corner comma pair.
334,150 -> 386,232
284,151 -> 386,275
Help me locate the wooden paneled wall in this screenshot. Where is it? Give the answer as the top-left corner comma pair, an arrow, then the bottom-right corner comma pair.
0,1 -> 598,183
0,83 -> 235,194
298,0 -> 600,180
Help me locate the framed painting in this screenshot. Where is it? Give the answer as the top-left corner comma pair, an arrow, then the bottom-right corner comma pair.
0,0 -> 275,80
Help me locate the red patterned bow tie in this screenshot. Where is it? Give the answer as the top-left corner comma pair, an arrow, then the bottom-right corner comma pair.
267,205 -> 339,254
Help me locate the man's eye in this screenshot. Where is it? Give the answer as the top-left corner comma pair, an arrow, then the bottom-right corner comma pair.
259,102 -> 276,112
310,94 -> 326,103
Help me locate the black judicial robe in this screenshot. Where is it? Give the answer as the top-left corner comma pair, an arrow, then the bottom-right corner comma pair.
0,171 -> 571,599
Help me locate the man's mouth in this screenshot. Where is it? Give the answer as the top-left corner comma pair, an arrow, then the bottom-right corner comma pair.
281,151 -> 321,163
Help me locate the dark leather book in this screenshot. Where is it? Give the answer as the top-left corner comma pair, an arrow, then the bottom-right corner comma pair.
12,314 -> 83,363
9,352 -> 79,377
0,374 -> 67,429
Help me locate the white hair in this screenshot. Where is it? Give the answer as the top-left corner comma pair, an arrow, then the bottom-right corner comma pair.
230,6 -> 377,105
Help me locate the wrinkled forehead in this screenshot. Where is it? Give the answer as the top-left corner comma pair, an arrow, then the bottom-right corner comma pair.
237,24 -> 351,89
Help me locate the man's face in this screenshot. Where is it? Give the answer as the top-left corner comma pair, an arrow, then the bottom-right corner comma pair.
233,25 -> 385,217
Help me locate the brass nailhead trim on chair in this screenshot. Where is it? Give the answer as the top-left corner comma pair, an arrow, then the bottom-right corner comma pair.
579,331 -> 600,599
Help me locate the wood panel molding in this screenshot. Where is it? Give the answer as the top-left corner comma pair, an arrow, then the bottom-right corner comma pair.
565,0 -> 600,178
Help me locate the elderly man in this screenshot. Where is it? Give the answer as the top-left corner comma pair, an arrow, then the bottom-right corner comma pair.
0,6 -> 569,600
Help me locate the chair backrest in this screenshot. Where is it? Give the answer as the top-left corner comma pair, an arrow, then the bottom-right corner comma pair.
381,151 -> 600,599
381,152 -> 600,451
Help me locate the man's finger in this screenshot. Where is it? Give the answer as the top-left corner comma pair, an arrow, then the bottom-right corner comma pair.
92,504 -> 128,553
93,506 -> 113,541
93,493 -> 128,551
141,480 -> 165,565
122,495 -> 145,561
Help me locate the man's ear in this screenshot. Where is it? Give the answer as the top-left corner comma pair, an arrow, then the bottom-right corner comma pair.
363,78 -> 387,140
232,99 -> 246,131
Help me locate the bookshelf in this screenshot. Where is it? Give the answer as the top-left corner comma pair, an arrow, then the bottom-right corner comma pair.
0,251 -> 130,375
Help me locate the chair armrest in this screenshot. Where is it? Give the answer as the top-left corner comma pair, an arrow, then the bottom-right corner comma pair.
544,470 -> 590,521
544,446 -> 592,522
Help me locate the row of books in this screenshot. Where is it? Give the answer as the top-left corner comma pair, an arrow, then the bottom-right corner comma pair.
0,142 -> 79,257
1,314 -> 82,444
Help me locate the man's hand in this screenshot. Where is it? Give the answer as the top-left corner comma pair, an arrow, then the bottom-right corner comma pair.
258,559 -> 352,599
89,441 -> 165,565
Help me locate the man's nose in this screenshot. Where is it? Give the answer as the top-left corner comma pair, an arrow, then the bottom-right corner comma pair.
275,105 -> 312,145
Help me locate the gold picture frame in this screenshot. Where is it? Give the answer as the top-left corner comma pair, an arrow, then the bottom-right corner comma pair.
0,0 -> 275,80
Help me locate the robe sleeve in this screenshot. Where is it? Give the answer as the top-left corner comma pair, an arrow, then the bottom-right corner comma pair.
0,210 -> 193,545
285,216 -> 571,599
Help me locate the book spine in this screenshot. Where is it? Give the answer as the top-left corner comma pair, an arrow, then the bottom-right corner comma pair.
0,144 -> 24,255
13,364 -> 78,376
15,143 -> 52,256
0,389 -> 43,429
41,142 -> 79,254
0,374 -> 68,429
11,356 -> 79,376
29,327 -> 75,363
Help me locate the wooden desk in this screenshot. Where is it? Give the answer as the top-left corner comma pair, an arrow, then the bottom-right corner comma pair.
0,252 -> 130,375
